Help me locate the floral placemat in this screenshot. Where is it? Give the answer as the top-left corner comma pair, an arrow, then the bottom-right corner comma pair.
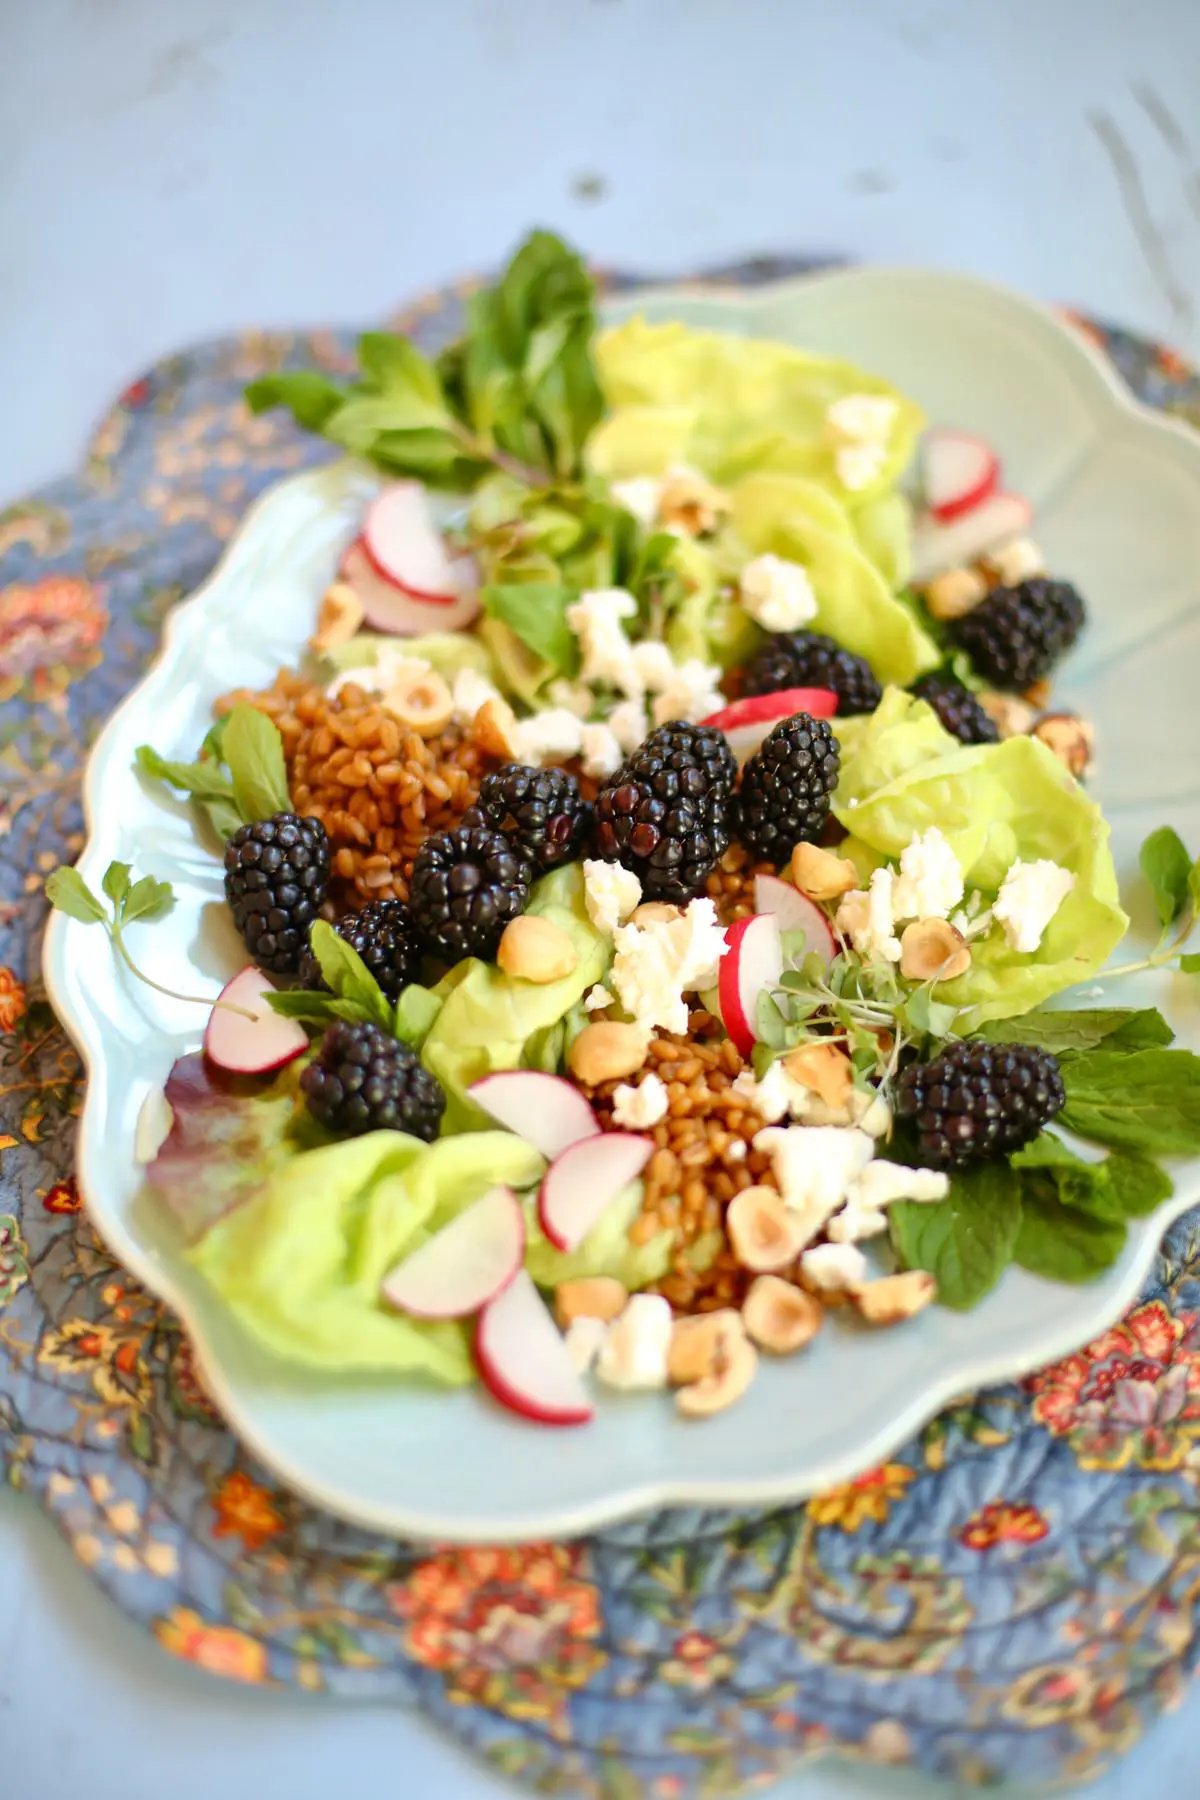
3,261 -> 1200,1799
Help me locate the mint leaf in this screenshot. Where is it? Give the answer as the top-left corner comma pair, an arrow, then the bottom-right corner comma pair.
324,393 -> 454,451
1095,1153 -> 1172,1220
1140,825 -> 1192,927
244,371 -> 346,431
890,1160 -> 1023,1309
981,1007 -> 1173,1053
1014,1191 -> 1126,1282
102,861 -> 132,909
306,921 -> 392,1032
122,875 -> 175,926
135,743 -> 239,807
482,582 -> 578,674
221,704 -> 291,824
900,988 -> 958,1039
393,984 -> 443,1050
357,333 -> 448,411
200,796 -> 246,843
265,990 -> 378,1028
1180,953 -> 1200,974
44,866 -> 107,924
1060,1047 -> 1200,1153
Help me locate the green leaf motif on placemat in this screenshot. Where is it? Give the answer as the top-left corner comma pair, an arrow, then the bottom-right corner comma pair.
0,1216 -> 28,1306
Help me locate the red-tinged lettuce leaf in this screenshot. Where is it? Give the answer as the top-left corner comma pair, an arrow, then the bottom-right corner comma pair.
145,1053 -> 303,1242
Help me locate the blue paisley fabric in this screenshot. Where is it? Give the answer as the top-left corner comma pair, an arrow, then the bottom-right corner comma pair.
3,262 -> 1200,1798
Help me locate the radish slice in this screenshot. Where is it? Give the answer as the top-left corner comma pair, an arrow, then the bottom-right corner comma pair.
538,1132 -> 654,1253
754,873 -> 837,968
476,1270 -> 594,1427
340,538 -> 481,635
381,1185 -> 524,1320
203,967 -> 309,1075
717,914 -> 784,1059
700,687 -> 839,763
922,429 -> 1000,523
470,1070 -> 600,1162
363,481 -> 462,603
911,492 -> 1033,585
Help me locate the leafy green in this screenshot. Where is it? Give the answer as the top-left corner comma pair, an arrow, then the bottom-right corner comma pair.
981,1007 -> 1173,1054
306,921 -> 392,1031
1014,1192 -> 1126,1282
1098,1154 -> 1173,1219
851,490 -> 913,590
890,1159 -> 1023,1310
44,866 -> 106,923
833,687 -> 958,806
45,860 -> 191,1008
482,582 -> 579,674
522,1185 -> 675,1292
1140,825 -> 1193,928
221,703 -> 292,824
392,984 -> 443,1051
1060,1048 -> 1200,1154
318,629 -> 495,682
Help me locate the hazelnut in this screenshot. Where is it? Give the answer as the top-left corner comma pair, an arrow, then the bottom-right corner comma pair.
630,901 -> 683,928
851,1269 -> 937,1324
783,1041 -> 855,1108
923,566 -> 987,621
982,536 -> 1046,585
382,669 -> 453,737
978,690 -> 1036,739
310,581 -> 365,652
899,918 -> 972,983
567,1022 -> 650,1086
790,842 -> 858,901
1031,711 -> 1095,779
742,1275 -> 823,1355
667,1309 -> 745,1386
554,1276 -> 628,1328
675,1329 -> 758,1418
1023,677 -> 1054,710
657,467 -> 728,537
472,696 -> 521,758
497,915 -> 579,984
726,1186 -> 805,1273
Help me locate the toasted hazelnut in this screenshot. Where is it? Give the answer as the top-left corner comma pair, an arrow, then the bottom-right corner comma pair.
790,842 -> 858,901
978,690 -> 1036,739
554,1276 -> 628,1328
981,536 -> 1046,585
658,468 -> 728,537
1031,711 -> 1095,779
783,1041 -> 855,1108
899,918 -> 971,983
923,566 -> 987,621
742,1275 -> 823,1355
472,696 -> 521,757
851,1269 -> 937,1324
630,901 -> 683,928
726,1186 -> 805,1273
567,1021 -> 650,1086
667,1308 -> 746,1386
382,670 -> 453,737
497,915 -> 578,984
1023,677 -> 1054,710
675,1330 -> 758,1418
310,581 -> 365,652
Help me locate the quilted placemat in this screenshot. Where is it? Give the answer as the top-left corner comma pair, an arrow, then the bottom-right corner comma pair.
3,260 -> 1200,1799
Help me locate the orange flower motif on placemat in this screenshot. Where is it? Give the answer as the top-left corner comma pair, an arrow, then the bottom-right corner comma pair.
42,1176 -> 82,1214
1155,342 -> 1194,383
806,1462 -> 916,1533
155,1606 -> 268,1684
389,1542 -> 604,1729
210,1470 -> 284,1552
38,1318 -> 152,1408
1026,1299 -> 1200,1472
0,968 -> 27,1034
0,574 -> 107,700
659,1629 -> 738,1691
959,1501 -> 1049,1552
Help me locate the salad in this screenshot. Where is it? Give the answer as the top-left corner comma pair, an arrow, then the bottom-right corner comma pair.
46,232 -> 1200,1429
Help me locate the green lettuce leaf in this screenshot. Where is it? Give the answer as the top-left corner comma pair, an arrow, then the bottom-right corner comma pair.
833,687 -> 958,806
318,631 -> 496,682
523,1185 -> 675,1292
851,490 -> 913,590
190,1130 -> 544,1381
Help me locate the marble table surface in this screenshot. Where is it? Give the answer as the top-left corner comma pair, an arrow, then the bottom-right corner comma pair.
4,2 -> 1200,1795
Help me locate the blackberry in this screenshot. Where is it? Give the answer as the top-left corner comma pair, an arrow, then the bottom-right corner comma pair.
409,822 -> 533,961
893,1040 -> 1065,1168
952,578 -> 1086,690
301,1019 -> 445,1140
223,812 -> 330,975
298,898 -> 420,1005
593,728 -> 732,902
735,713 -> 840,861
741,629 -> 882,715
912,673 -> 1000,746
470,763 -> 590,871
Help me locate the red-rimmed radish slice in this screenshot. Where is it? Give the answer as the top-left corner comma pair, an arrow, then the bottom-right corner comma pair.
469,1070 -> 600,1162
203,967 -> 308,1075
476,1270 -> 594,1427
537,1132 -> 654,1254
922,429 -> 1000,523
362,481 -> 462,603
911,492 -> 1032,585
699,687 -> 838,762
381,1185 -> 524,1320
340,538 -> 481,635
717,914 -> 784,1059
753,874 -> 837,968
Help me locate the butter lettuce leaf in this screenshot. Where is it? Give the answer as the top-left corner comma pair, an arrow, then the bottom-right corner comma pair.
523,1184 -> 676,1292
834,687 -> 959,804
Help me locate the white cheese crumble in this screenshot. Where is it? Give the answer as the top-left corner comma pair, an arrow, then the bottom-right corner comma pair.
848,1160 -> 949,1211
510,707 -> 585,766
801,1241 -> 869,1291
993,858 -> 1075,953
611,1071 -> 670,1129
740,554 -> 818,633
892,827 -> 965,923
825,393 -> 899,493
580,722 -> 624,780
630,639 -> 678,694
451,665 -> 503,723
608,696 -> 650,754
596,1294 -> 673,1391
610,897 -> 727,1035
329,647 -> 432,699
826,1206 -> 890,1244
583,984 -> 615,1013
610,475 -> 664,527
547,678 -> 596,719
564,1315 -> 608,1377
836,868 -> 903,964
583,859 -> 643,935
834,442 -> 888,491
752,1124 -> 874,1246
566,588 -> 642,696
987,537 -> 1046,585
650,657 -> 725,728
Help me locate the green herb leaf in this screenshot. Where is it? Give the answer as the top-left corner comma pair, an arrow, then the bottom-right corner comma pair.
482,582 -> 578,674
44,866 -> 107,924
134,743 -> 239,807
1141,825 -> 1193,927
889,1160 -> 1023,1310
1060,1047 -> 1200,1153
982,1007 -> 1173,1053
221,704 -> 291,824
122,875 -> 175,926
306,921 -> 392,1032
1179,953 -> 1200,974
102,861 -> 132,908
901,988 -> 959,1039
357,332 -> 448,410
1098,1153 -> 1173,1219
1014,1190 -> 1126,1282
200,796 -> 246,843
244,371 -> 347,432
264,990 -> 376,1028
393,984 -> 443,1050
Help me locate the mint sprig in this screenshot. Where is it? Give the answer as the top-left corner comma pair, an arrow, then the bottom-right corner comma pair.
264,922 -> 441,1050
135,703 -> 290,840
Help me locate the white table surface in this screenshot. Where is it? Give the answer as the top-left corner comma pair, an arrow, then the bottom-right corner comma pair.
4,2 -> 1200,1796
